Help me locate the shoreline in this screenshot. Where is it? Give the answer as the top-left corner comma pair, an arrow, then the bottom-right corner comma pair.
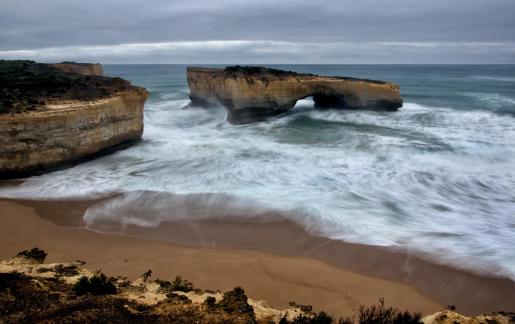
1,195 -> 514,316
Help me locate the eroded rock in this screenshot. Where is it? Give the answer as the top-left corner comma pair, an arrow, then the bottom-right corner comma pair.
187,66 -> 403,123
0,60 -> 148,178
50,62 -> 104,76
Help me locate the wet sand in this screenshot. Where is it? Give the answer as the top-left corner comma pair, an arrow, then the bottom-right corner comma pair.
1,195 -> 514,316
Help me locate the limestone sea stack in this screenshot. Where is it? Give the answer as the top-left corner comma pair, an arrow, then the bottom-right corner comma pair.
187,66 -> 403,124
0,60 -> 148,178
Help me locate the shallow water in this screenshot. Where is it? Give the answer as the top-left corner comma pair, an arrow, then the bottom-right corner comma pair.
2,64 -> 515,279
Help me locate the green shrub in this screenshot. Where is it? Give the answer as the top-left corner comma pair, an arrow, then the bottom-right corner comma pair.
313,311 -> 334,324
53,264 -> 79,277
0,60 -> 133,114
72,274 -> 117,296
289,302 -> 314,313
171,276 -> 194,292
283,311 -> 342,324
224,65 -> 301,76
166,292 -> 192,303
219,287 -> 254,316
203,296 -> 217,311
16,248 -> 47,263
156,276 -> 194,293
358,298 -> 422,324
142,269 -> 152,283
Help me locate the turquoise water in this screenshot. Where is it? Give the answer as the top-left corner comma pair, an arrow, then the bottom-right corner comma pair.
2,65 -> 515,279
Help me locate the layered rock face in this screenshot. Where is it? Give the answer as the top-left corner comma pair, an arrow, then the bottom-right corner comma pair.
0,61 -> 148,178
50,62 -> 104,76
187,66 -> 403,123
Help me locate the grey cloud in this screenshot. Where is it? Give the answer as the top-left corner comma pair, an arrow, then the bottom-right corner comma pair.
1,0 -> 515,63
1,40 -> 514,64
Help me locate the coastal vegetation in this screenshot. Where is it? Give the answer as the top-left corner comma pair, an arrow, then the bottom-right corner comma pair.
2,248 -> 511,323
73,274 -> 118,296
15,247 -> 47,263
0,60 -> 131,114
224,65 -> 304,77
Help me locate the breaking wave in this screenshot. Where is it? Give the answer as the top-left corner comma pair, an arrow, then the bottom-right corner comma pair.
1,65 -> 515,279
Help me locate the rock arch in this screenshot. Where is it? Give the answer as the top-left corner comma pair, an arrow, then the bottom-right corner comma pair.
186,66 -> 403,124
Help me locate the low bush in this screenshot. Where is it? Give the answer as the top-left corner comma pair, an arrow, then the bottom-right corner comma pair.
0,60 -> 133,114
203,296 -> 217,311
156,276 -> 195,294
72,274 -> 117,296
142,269 -> 152,283
289,301 -> 314,313
166,292 -> 192,304
171,276 -> 194,292
224,65 -> 302,77
358,298 -> 422,324
219,287 -> 254,316
16,248 -> 47,263
280,311 -> 345,324
281,298 -> 421,324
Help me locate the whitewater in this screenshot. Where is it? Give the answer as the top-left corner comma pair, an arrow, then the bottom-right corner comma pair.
1,64 -> 514,280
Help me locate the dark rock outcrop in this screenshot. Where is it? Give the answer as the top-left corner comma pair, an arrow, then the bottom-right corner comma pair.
187,66 -> 403,124
0,60 -> 148,178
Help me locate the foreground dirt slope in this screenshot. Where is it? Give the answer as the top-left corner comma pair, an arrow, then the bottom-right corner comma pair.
1,252 -> 512,324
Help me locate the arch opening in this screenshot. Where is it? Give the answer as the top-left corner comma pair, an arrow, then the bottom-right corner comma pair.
292,96 -> 315,110
292,92 -> 348,111
312,93 -> 347,109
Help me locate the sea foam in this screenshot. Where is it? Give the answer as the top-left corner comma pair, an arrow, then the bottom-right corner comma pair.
2,65 -> 515,280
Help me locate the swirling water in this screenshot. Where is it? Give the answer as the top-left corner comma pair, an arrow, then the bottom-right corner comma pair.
2,65 -> 515,279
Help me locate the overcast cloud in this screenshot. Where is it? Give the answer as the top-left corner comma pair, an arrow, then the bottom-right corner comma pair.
1,0 -> 514,63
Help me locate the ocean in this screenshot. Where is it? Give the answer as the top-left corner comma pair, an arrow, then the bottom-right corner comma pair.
2,64 -> 515,279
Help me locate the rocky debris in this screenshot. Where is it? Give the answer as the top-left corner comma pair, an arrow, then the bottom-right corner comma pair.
186,66 -> 403,124
423,310 -> 515,324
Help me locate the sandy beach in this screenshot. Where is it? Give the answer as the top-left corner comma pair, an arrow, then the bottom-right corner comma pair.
3,1 -> 515,322
1,195 -> 514,317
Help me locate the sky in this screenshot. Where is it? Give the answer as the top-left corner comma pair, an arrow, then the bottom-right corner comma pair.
1,0 -> 515,64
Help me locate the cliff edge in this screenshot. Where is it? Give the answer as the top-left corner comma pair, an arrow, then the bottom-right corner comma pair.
2,250 -> 513,323
50,61 -> 104,76
0,60 -> 148,178
187,66 -> 403,124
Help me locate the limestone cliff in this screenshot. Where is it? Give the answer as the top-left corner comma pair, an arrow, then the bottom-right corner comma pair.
0,60 -> 148,178
187,66 -> 403,124
50,62 -> 104,76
